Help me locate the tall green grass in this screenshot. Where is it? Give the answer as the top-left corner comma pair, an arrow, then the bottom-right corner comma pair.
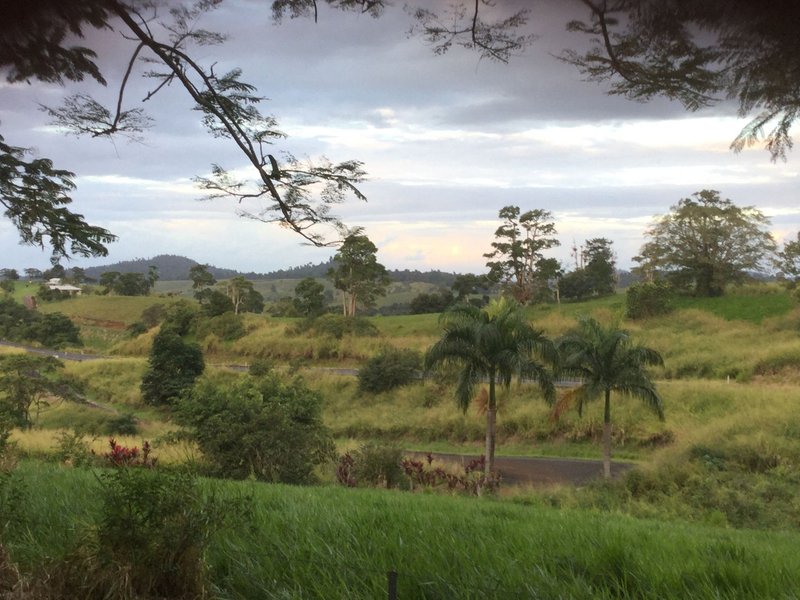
6,462 -> 800,599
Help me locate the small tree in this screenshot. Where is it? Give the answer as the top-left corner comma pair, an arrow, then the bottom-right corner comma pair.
140,330 -> 204,406
223,276 -> 263,315
24,268 -> 42,281
293,277 -> 326,317
328,233 -> 390,317
425,298 -> 556,475
0,354 -> 77,429
189,263 -> 216,290
451,273 -> 492,302
68,266 -> 86,284
558,318 -> 664,479
775,231 -> 800,287
484,206 -> 560,304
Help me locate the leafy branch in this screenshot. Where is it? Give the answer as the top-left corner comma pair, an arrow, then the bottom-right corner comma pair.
0,135 -> 116,261
408,0 -> 534,64
41,0 -> 368,247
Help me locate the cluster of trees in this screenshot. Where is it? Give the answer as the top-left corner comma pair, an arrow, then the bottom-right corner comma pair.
270,233 -> 391,318
481,190 -> 796,305
100,266 -> 159,296
190,264 -> 264,316
483,206 -> 617,305
0,298 -> 81,348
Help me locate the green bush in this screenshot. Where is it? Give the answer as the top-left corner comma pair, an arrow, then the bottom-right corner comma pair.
290,314 -> 378,339
626,280 -> 674,319
54,430 -> 95,467
140,330 -> 205,406
160,300 -> 199,336
337,442 -> 406,489
178,373 -> 335,483
196,311 -> 246,341
105,413 -> 139,435
358,346 -> 421,394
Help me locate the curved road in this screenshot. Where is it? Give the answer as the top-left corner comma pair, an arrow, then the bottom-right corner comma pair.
2,339 -> 634,486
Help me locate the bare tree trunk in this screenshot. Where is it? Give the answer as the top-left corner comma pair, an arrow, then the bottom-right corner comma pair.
603,388 -> 612,479
485,376 -> 497,477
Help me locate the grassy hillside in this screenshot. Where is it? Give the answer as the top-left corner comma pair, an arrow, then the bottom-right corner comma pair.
7,285 -> 800,532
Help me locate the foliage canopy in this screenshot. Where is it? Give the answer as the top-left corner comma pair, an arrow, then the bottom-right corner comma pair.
634,190 -> 776,297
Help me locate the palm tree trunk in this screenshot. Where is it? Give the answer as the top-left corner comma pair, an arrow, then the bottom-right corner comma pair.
603,388 -> 612,479
485,376 -> 497,477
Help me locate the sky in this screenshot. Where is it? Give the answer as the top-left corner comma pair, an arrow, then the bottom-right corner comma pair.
1,0 -> 797,275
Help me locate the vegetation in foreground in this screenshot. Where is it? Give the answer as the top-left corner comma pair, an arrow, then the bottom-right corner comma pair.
2,461 -> 799,599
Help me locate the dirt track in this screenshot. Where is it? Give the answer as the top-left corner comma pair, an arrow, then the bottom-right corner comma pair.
410,452 -> 635,486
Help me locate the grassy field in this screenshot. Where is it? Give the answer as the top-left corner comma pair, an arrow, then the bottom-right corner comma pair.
6,461 -> 800,599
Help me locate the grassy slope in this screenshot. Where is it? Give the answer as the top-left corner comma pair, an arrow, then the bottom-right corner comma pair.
8,462 -> 800,599
9,285 -> 800,530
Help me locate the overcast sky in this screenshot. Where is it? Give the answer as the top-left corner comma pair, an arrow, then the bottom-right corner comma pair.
1,0 -> 797,275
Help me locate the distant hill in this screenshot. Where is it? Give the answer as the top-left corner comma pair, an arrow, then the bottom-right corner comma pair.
82,254 -> 459,285
83,255 -> 241,281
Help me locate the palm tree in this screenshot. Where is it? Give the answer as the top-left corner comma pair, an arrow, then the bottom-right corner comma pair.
425,297 -> 557,476
558,317 -> 664,479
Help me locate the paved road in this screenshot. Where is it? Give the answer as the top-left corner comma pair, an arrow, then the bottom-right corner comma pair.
0,340 -> 103,361
407,451 -> 634,486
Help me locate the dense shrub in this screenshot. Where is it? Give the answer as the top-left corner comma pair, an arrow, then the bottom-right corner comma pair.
35,285 -> 71,302
178,373 -> 334,483
31,312 -> 81,347
196,288 -> 234,317
105,413 -> 139,435
140,330 -> 205,406
358,346 -> 421,393
336,442 -> 406,489
139,303 -> 167,328
410,289 -> 454,314
626,281 -> 674,319
289,314 -> 379,339
160,300 -> 199,336
195,311 -> 246,341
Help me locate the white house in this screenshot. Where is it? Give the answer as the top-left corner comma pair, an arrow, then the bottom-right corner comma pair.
46,278 -> 82,296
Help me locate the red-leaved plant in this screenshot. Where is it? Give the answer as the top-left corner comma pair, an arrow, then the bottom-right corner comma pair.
99,438 -> 157,468
400,454 -> 500,496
